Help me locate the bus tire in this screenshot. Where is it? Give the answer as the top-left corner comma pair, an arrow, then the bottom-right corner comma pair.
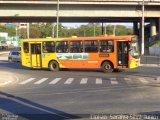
49,61 -> 59,72
102,61 -> 113,73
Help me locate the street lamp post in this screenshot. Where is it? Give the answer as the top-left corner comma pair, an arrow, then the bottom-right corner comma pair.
141,0 -> 145,55
27,23 -> 30,39
113,25 -> 116,36
52,23 -> 55,38
56,0 -> 59,38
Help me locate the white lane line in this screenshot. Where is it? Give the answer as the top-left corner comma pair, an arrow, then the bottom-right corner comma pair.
138,78 -> 149,84
110,78 -> 118,85
34,78 -> 48,84
49,78 -> 62,84
124,78 -> 132,83
0,80 -> 12,86
64,78 -> 74,84
96,78 -> 102,84
80,78 -> 88,84
19,78 -> 35,85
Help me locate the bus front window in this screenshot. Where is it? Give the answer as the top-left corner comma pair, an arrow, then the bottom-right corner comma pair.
130,40 -> 140,59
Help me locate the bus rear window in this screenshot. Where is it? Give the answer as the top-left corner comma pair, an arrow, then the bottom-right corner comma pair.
23,42 -> 29,53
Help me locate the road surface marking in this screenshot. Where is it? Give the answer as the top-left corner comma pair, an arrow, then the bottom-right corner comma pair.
80,78 -> 88,84
19,78 -> 35,85
49,78 -> 62,84
34,78 -> 48,84
0,80 -> 12,86
110,78 -> 118,85
138,78 -> 149,84
157,76 -> 160,83
64,78 -> 74,84
96,78 -> 102,84
124,78 -> 132,83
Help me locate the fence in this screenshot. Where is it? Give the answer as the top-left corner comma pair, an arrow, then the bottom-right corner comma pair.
149,47 -> 160,56
141,56 -> 160,65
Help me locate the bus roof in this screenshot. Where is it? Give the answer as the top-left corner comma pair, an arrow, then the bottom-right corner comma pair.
21,35 -> 136,42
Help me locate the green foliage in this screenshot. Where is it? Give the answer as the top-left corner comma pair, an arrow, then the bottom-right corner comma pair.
0,25 -> 16,36
0,23 -> 133,38
149,40 -> 160,47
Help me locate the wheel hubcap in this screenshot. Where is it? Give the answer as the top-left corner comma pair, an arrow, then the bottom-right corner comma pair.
52,64 -> 56,69
105,65 -> 111,70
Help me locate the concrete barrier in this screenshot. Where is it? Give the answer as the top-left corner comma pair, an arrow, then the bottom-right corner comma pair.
149,47 -> 160,56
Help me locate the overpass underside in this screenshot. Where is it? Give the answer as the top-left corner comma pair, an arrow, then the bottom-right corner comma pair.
0,3 -> 160,22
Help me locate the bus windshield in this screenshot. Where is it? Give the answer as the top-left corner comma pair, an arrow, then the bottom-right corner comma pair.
130,40 -> 140,58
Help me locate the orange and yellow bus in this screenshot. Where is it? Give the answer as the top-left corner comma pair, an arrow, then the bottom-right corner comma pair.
21,35 -> 140,72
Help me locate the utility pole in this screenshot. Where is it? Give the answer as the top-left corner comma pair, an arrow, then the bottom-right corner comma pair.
113,25 -> 116,36
56,0 -> 59,38
104,23 -> 106,35
16,23 -> 18,39
52,23 -> 55,38
102,22 -> 104,35
141,0 -> 145,55
27,23 -> 29,39
93,23 -> 96,36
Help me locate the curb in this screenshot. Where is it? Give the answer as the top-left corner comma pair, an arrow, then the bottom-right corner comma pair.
0,51 -> 9,55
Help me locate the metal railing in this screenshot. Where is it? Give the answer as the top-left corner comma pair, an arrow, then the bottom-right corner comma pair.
141,55 -> 160,66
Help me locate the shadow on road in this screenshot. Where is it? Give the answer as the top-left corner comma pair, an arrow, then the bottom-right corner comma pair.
0,62 -> 27,70
0,92 -> 80,120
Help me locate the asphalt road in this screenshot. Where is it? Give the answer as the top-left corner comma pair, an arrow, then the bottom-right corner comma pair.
0,54 -> 160,120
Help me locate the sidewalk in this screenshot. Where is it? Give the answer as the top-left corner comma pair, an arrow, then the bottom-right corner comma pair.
0,51 -> 9,55
140,55 -> 160,67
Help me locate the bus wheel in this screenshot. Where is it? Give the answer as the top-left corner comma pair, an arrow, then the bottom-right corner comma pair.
49,61 -> 59,72
102,61 -> 113,73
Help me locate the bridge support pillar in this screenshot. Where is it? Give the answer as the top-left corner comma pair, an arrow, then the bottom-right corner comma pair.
158,18 -> 160,39
133,22 -> 138,35
150,19 -> 157,41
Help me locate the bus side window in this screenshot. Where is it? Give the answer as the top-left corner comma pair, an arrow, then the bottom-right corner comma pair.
100,40 -> 114,53
84,40 -> 98,53
56,41 -> 68,53
70,41 -> 83,53
23,42 -> 29,53
43,41 -> 55,53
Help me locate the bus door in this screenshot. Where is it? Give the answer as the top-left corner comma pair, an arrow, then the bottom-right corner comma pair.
30,43 -> 42,68
117,41 -> 128,68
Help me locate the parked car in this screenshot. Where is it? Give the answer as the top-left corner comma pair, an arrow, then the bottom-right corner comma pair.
8,51 -> 21,62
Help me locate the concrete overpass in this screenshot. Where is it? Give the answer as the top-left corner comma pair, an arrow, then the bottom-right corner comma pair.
0,0 -> 160,22
0,0 -> 160,54
0,0 -> 160,32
